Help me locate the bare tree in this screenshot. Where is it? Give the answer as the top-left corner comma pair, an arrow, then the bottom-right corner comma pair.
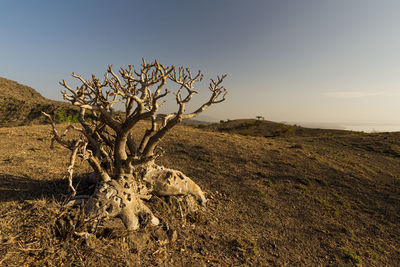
256,116 -> 264,120
43,59 -> 227,230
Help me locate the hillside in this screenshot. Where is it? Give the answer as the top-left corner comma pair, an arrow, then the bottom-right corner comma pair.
201,119 -> 353,138
0,122 -> 399,265
0,77 -> 78,127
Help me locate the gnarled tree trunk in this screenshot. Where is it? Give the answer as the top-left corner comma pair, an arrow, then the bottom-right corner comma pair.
84,161 -> 206,230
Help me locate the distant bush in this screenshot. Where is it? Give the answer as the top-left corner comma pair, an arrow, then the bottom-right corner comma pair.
55,110 -> 79,124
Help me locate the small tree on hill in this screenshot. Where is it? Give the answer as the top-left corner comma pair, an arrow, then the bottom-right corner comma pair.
43,59 -> 227,230
256,116 -> 264,120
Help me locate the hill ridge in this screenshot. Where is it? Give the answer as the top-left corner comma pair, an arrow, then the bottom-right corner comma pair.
0,76 -> 77,127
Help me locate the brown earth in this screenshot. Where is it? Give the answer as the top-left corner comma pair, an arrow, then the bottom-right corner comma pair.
0,121 -> 399,266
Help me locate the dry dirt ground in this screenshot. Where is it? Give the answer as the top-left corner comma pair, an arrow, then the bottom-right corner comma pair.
0,122 -> 399,266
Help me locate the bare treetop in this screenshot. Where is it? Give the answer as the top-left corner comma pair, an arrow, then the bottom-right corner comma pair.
58,59 -> 227,165
60,59 -> 226,126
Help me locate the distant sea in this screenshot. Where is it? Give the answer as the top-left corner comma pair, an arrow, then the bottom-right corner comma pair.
342,124 -> 400,133
293,122 -> 400,133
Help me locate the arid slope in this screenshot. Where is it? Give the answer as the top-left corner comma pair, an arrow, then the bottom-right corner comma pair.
0,77 -> 78,127
0,122 -> 399,266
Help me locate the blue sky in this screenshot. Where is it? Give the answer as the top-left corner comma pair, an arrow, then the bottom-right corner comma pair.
1,0 -> 400,124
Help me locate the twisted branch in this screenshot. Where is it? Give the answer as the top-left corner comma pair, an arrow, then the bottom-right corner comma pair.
52,59 -> 227,177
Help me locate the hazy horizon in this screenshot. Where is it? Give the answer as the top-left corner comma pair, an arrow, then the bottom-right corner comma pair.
2,0 -> 400,129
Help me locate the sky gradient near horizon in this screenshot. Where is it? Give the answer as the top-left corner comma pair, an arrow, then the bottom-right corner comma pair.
1,0 -> 400,124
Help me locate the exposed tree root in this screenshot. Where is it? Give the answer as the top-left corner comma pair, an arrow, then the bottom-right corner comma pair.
67,162 -> 205,230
